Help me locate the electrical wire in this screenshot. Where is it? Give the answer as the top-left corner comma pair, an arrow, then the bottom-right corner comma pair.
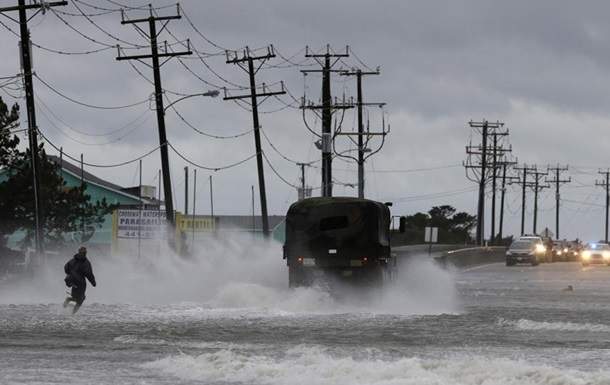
180,4 -> 228,51
260,127 -> 316,165
36,95 -> 151,140
348,47 -> 377,72
71,1 -> 147,48
38,102 -> 149,146
167,38 -> 246,89
38,129 -> 161,168
35,73 -> 151,110
104,0 -> 176,11
167,141 -> 256,171
261,151 -> 300,188
168,103 -> 254,139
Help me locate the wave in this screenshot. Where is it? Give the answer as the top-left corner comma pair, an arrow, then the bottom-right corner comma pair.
498,318 -> 610,332
143,345 -> 610,385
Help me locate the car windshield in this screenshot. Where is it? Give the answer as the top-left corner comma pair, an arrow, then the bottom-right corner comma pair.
585,243 -> 610,251
510,240 -> 534,249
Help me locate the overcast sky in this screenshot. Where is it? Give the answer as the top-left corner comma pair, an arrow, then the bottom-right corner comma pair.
2,0 -> 610,241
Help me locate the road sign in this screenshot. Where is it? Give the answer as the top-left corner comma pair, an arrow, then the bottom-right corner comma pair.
425,226 -> 438,243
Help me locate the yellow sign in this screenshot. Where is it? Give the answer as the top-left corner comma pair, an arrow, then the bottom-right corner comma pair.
176,213 -> 215,232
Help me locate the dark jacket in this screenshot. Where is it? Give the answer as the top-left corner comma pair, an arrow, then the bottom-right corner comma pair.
64,253 -> 96,291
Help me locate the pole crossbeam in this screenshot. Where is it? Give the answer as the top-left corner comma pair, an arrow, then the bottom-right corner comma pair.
224,45 -> 286,237
0,0 -> 68,255
116,11 -> 192,227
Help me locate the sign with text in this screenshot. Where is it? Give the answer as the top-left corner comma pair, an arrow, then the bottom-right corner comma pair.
116,209 -> 168,239
424,226 -> 438,243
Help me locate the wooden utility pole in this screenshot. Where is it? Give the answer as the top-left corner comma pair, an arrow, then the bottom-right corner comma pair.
339,69 -> 385,198
530,168 -> 549,235
0,0 -> 67,255
184,166 -> 189,215
301,45 -> 352,197
224,45 -> 285,237
116,5 -> 192,226
596,170 -> 610,243
546,165 -> 570,240
489,131 -> 510,243
511,164 -> 537,236
464,120 -> 505,245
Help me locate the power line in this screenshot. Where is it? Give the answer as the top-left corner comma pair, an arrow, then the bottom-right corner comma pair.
35,73 -> 151,109
180,4 -> 229,51
36,97 -> 150,145
71,0 -> 146,48
168,102 -> 254,139
261,151 -> 300,188
167,142 -> 256,172
38,129 -> 160,168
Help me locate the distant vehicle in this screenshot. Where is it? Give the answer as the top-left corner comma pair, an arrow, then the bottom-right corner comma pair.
552,240 -> 571,262
505,236 -> 547,266
580,243 -> 610,266
283,197 -> 395,288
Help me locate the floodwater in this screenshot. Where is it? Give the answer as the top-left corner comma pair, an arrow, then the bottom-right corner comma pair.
1,241 -> 610,385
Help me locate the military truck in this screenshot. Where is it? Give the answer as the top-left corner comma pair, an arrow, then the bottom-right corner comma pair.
283,197 -> 395,288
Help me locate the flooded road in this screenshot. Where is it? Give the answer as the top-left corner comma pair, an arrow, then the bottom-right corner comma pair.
1,258 -> 610,385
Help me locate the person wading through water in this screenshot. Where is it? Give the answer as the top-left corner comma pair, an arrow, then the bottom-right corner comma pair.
63,246 -> 96,314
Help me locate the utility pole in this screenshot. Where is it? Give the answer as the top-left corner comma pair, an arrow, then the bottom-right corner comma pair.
251,185 -> 255,233
297,162 -> 307,200
339,69 -> 385,198
301,45 -> 352,197
596,170 -> 610,243
511,164 -> 537,236
184,166 -> 189,215
116,5 -> 192,226
138,159 -> 142,259
498,161 -> 518,242
464,120 -> 505,245
209,175 -> 214,218
530,168 -> 549,235
488,130 -> 510,243
546,165 -> 570,240
192,168 -> 196,245
499,163 -> 508,242
224,46 -> 285,237
0,0 -> 67,255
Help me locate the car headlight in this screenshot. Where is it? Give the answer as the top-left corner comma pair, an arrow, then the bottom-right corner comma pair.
603,251 -> 610,260
557,250 -> 562,256
535,244 -> 546,254
582,250 -> 591,260
505,251 -> 512,256
563,248 -> 568,253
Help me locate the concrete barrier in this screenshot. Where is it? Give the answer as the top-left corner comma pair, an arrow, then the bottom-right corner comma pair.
435,246 -> 507,268
393,244 -> 507,269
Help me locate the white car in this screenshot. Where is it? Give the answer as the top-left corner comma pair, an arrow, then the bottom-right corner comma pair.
581,243 -> 610,266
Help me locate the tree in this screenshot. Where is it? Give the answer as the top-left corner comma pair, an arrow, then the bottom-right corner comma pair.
398,205 -> 476,244
0,98 -> 112,252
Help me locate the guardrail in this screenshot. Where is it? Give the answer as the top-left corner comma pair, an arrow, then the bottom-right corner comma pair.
392,244 -> 507,269
436,246 -> 507,268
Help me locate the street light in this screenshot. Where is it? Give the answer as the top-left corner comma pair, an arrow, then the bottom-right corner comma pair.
164,90 -> 220,112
